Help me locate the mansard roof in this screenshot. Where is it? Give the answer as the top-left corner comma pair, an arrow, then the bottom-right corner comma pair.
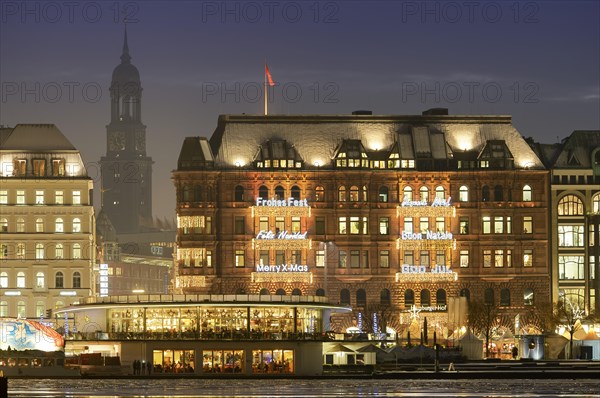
191,112 -> 545,170
0,124 -> 77,151
552,130 -> 600,169
177,137 -> 214,170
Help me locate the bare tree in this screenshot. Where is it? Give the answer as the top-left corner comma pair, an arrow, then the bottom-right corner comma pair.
467,300 -> 499,358
552,299 -> 586,359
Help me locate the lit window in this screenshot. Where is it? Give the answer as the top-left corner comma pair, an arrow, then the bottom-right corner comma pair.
16,190 -> 25,204
36,218 -> 44,232
52,159 -> 65,176
55,190 -> 64,204
494,217 -> 504,234
55,218 -> 64,233
235,250 -> 245,267
72,190 -> 81,205
557,195 -> 583,215
315,250 -> 324,267
35,243 -> 45,260
0,301 -> 7,317
404,217 -> 413,233
36,272 -> 45,288
435,186 -> 445,200
419,186 -> 429,202
315,186 -> 324,202
0,218 -> 7,232
483,250 -> 492,268
16,218 -> 25,232
593,193 -> 600,214
33,159 -> 46,177
0,272 -> 7,288
522,185 -> 532,201
72,218 -> 81,233
524,288 -> 534,306
459,186 -> 469,202
73,243 -> 82,259
379,217 -> 389,235
17,271 -> 26,288
0,190 -> 7,204
558,255 -> 584,280
523,216 -> 532,234
17,301 -> 26,318
338,186 -> 346,202
35,190 -> 44,204
494,250 -> 504,267
350,217 -> 360,235
403,186 -> 413,201
523,249 -> 533,267
459,217 -> 469,234
482,216 -> 491,234
350,186 -> 359,202
558,225 -> 584,247
460,250 -> 469,268
55,243 -> 64,259
16,243 -> 25,259
338,217 -> 347,234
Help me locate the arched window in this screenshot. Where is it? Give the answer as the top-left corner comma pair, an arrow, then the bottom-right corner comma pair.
55,218 -> 64,233
234,185 -> 244,202
494,185 -> 503,201
500,288 -> 511,306
292,288 -> 302,296
259,288 -> 270,295
17,301 -> 26,318
72,243 -> 82,259
182,185 -> 192,202
419,186 -> 429,202
350,186 -> 359,202
523,288 -> 534,306
436,289 -> 447,305
340,289 -> 350,305
460,288 -> 470,301
36,272 -> 44,289
55,272 -> 64,288
378,186 -> 389,202
16,218 -> 25,232
291,185 -> 301,200
73,272 -> 81,289
72,217 -> 81,233
315,186 -> 324,202
356,289 -> 367,307
0,301 -> 7,317
482,186 -> 490,202
35,243 -> 44,260
420,289 -> 431,306
55,301 -> 64,310
55,243 -> 64,259
484,288 -> 494,305
403,186 -> 413,201
338,186 -> 346,202
361,185 -> 368,202
405,289 -> 415,306
0,218 -> 7,232
380,289 -> 391,306
274,186 -> 284,200
316,288 -> 325,297
235,288 -> 246,294
0,272 -> 8,288
592,193 -> 600,214
435,186 -> 445,200
258,185 -> 269,200
522,185 -> 532,202
558,195 -> 584,215
459,186 -> 469,202
36,217 -> 44,232
17,271 -> 26,288
36,301 -> 45,317
275,288 -> 286,296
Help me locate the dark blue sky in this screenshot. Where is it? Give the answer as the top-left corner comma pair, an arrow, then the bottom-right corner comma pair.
2,0 -> 599,219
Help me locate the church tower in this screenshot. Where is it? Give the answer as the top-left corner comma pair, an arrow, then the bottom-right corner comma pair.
100,26 -> 153,234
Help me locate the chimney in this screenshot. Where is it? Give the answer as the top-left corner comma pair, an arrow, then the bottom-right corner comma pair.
422,108 -> 449,116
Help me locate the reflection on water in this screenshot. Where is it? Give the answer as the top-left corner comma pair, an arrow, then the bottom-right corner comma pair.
8,378 -> 600,397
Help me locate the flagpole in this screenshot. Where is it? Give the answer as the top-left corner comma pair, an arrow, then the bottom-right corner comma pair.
264,61 -> 268,116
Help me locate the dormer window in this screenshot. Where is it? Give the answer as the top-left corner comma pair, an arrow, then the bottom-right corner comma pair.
334,140 -> 369,168
254,139 -> 303,169
478,140 -> 514,169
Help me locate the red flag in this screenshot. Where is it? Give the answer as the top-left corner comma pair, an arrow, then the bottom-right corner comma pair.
265,64 -> 275,86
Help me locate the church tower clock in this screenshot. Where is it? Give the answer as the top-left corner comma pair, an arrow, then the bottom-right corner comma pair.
100,26 -> 154,234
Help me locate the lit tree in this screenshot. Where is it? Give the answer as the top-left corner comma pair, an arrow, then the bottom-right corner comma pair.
552,298 -> 586,359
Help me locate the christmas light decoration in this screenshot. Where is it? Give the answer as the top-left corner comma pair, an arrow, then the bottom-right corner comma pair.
251,272 -> 313,284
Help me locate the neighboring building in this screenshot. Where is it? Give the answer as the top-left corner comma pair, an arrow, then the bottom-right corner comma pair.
172,110 -> 551,336
534,131 -> 600,313
99,27 -> 153,234
95,210 -> 171,296
0,124 -> 95,319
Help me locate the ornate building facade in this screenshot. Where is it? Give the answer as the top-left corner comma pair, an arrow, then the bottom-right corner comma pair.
172,111 -> 551,335
0,124 -> 95,319
537,131 -> 600,314
99,27 -> 153,234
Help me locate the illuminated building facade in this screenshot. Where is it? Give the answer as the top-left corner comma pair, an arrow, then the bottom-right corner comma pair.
534,131 -> 600,313
0,124 -> 95,319
172,110 -> 551,336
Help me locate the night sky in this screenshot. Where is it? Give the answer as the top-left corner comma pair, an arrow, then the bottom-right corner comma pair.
1,1 -> 599,220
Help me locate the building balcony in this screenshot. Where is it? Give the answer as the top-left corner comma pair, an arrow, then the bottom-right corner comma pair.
251,205 -> 311,218
252,238 -> 311,250
397,204 -> 455,218
251,271 -> 313,284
